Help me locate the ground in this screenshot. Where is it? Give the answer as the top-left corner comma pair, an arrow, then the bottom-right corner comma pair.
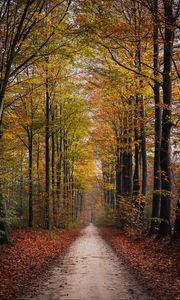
0,225 -> 179,300
99,226 -> 180,300
21,224 -> 151,300
0,227 -> 80,300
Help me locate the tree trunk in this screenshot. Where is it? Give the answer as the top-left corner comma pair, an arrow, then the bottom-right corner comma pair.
37,134 -> 41,197
19,151 -> 24,225
110,171 -> 115,208
133,95 -> 140,202
28,132 -> 33,227
70,159 -> 75,221
45,70 -> 51,229
56,105 -> 62,208
51,109 -> 56,226
116,149 -> 122,208
0,121 -> 10,244
56,130 -> 60,200
158,1 -> 174,237
122,110 -> 133,197
63,133 -> 67,208
173,198 -> 180,240
140,95 -> 147,214
149,0 -> 161,234
127,98 -> 133,197
0,181 -> 10,244
102,167 -> 108,206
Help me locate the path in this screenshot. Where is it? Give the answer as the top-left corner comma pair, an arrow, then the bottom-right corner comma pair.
22,224 -> 152,300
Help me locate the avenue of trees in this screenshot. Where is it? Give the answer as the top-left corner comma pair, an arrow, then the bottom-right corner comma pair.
0,0 -> 179,244
85,0 -> 180,238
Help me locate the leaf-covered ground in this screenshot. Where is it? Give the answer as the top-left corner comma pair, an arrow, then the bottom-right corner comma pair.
99,227 -> 180,300
0,227 -> 80,300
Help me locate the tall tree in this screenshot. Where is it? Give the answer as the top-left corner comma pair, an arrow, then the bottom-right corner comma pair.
44,62 -> 51,229
158,0 -> 176,237
149,0 -> 162,234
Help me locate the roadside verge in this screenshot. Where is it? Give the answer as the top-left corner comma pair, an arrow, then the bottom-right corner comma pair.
99,226 -> 180,300
0,227 -> 81,300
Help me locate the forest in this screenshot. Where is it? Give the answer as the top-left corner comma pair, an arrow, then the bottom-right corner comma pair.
0,0 -> 179,299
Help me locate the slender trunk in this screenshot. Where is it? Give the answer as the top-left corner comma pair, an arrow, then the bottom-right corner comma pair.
74,189 -> 78,219
158,2 -> 174,237
28,131 -> 33,227
0,123 -> 10,244
174,198 -> 180,240
51,110 -> 56,226
127,98 -> 133,197
133,96 -> 140,202
102,162 -> 109,206
59,133 -> 63,205
63,130 -> 68,208
103,169 -> 108,206
122,112 -> 127,196
110,171 -> 116,208
70,160 -> 75,221
122,111 -> 133,197
0,184 -> 10,244
67,158 -> 70,214
37,134 -> 41,196
133,1 -> 140,203
116,150 -> 122,206
140,95 -> 147,215
63,135 -> 66,207
56,105 -> 62,207
63,129 -> 69,209
127,147 -> 133,196
116,130 -> 123,209
150,0 -> 161,234
56,130 -> 60,200
45,70 -> 51,229
19,150 -> 23,222
108,171 -> 112,207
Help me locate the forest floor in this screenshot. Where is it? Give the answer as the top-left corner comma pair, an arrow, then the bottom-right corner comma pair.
15,224 -> 152,300
0,225 -> 179,300
0,227 -> 80,300
99,227 -> 180,300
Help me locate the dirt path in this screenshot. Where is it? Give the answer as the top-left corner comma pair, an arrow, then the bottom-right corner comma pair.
22,224 -> 152,300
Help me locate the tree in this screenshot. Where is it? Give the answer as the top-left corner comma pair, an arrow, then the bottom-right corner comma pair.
149,0 -> 162,234
158,0 -> 178,237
